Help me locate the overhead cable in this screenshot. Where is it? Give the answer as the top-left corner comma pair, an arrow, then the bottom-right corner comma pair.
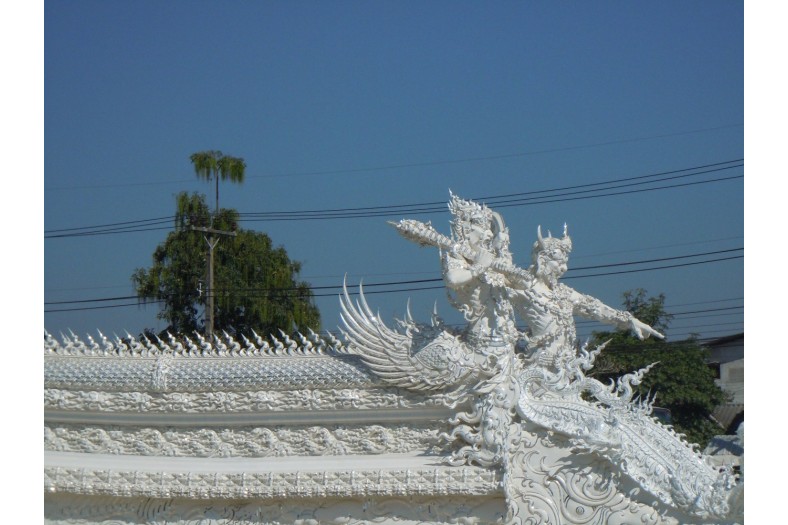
45,160 -> 742,238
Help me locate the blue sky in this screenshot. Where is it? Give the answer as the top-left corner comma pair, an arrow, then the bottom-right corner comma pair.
44,1 -> 744,343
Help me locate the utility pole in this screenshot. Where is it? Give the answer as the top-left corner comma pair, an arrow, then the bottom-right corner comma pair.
192,226 -> 237,339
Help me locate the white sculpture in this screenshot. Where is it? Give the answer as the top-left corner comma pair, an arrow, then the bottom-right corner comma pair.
44,193 -> 743,524
341,192 -> 743,524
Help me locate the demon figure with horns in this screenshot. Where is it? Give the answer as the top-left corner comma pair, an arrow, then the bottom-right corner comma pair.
340,193 -> 742,524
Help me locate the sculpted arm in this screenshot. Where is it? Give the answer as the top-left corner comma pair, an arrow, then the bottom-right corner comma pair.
442,248 -> 495,288
566,286 -> 664,340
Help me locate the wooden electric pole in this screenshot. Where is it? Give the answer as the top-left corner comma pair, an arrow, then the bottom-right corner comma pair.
192,226 -> 237,339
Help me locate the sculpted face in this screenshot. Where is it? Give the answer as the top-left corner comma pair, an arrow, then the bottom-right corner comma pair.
534,243 -> 570,286
466,217 -> 493,248
542,250 -> 568,279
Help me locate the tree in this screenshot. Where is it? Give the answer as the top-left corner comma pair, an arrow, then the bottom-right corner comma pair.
189,150 -> 247,337
589,289 -> 730,449
190,150 -> 246,215
132,192 -> 321,337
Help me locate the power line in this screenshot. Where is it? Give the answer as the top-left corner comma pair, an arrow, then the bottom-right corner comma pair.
45,215 -> 175,235
310,239 -> 743,277
562,255 -> 742,280
46,284 -> 139,292
240,171 -> 743,222
46,248 -> 743,306
669,306 -> 744,317
475,164 -> 742,209
239,159 -> 742,218
667,321 -> 743,331
207,250 -> 744,293
574,330 -> 743,346
44,160 -> 743,238
45,225 -> 174,239
668,310 -> 744,321
44,300 -> 164,313
483,174 -> 743,212
573,236 -> 743,261
46,160 -> 739,233
569,248 -> 741,271
44,173 -> 743,236
46,269 -> 744,314
575,306 -> 743,327
45,295 -> 142,305
667,328 -> 744,339
48,302 -> 742,345
666,297 -> 743,308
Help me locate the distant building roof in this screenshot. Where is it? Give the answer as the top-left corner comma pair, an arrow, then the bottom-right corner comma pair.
712,403 -> 744,431
704,333 -> 744,347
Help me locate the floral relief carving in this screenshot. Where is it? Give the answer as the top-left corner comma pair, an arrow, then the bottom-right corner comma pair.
44,194 -> 743,525
45,423 -> 449,457
45,467 -> 502,501
44,388 -> 454,414
344,194 -> 743,524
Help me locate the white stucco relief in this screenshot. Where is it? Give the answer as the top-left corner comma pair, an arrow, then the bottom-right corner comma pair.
45,193 -> 743,524
342,193 -> 743,524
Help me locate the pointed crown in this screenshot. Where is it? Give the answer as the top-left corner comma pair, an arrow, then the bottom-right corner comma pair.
448,192 -> 493,240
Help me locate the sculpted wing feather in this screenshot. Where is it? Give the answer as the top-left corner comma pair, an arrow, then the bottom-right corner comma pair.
340,281 -> 471,391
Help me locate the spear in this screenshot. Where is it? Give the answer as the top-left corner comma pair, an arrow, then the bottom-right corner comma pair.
388,219 -> 534,284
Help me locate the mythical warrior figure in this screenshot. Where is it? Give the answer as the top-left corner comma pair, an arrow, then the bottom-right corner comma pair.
512,224 -> 663,370
341,193 -> 742,524
441,194 -> 518,346
438,192 -> 662,371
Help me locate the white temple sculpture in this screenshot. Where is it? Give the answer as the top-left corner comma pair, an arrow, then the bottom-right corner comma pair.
44,193 -> 743,524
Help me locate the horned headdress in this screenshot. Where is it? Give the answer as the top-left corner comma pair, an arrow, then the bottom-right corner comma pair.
533,224 -> 572,255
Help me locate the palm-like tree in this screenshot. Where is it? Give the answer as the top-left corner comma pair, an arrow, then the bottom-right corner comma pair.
190,150 -> 246,216
188,151 -> 246,338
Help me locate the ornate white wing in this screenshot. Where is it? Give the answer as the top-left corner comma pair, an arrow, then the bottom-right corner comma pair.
339,282 -> 474,391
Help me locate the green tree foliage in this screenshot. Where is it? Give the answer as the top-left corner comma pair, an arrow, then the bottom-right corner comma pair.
589,289 -> 729,449
132,192 -> 321,337
190,150 -> 246,215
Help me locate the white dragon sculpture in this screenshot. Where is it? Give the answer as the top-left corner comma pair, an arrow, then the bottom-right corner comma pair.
340,192 -> 743,524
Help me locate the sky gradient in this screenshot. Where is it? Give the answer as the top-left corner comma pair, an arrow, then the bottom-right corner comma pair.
44,2 -> 743,343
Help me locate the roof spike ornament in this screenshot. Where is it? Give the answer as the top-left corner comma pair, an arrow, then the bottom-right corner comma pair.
43,191 -> 742,523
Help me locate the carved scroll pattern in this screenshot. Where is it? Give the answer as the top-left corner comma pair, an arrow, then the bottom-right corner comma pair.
45,423 -> 448,457
516,362 -> 742,521
503,430 -> 677,525
44,388 -> 455,414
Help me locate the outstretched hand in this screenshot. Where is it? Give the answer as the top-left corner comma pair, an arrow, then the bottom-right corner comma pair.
630,318 -> 665,340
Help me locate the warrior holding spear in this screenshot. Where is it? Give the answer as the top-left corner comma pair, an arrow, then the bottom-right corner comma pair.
391,193 -> 663,370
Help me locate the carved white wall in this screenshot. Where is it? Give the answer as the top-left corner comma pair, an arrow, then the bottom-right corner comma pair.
45,194 -> 743,524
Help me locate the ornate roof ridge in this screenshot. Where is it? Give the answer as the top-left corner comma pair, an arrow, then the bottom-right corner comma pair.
44,329 -> 348,359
